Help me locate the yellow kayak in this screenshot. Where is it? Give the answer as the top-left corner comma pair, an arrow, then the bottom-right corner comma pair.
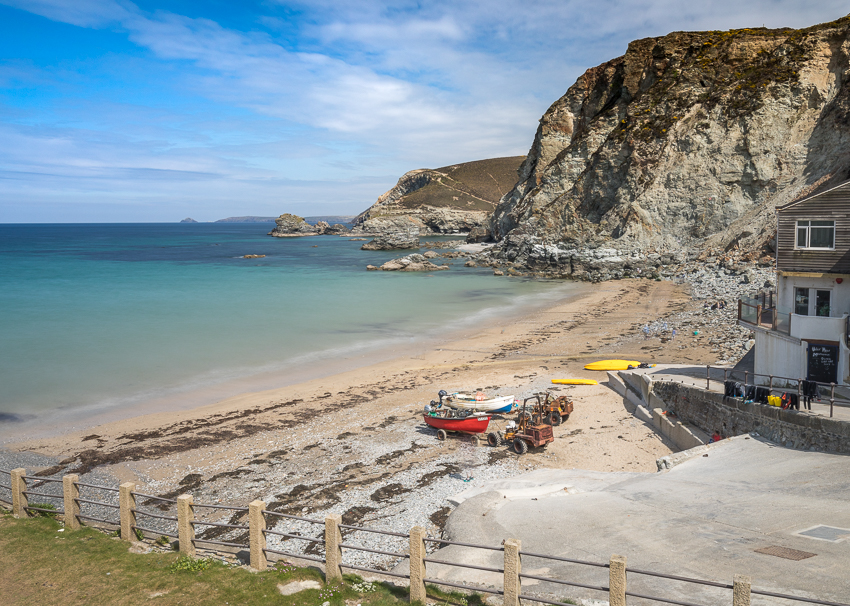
551,379 -> 599,385
584,359 -> 643,371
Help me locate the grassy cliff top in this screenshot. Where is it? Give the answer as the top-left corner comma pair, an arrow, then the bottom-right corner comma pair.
398,156 -> 525,212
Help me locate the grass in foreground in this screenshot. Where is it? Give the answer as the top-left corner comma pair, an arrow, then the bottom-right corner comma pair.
0,512 -> 480,606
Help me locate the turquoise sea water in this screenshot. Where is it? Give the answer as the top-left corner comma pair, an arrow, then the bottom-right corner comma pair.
0,224 -> 580,434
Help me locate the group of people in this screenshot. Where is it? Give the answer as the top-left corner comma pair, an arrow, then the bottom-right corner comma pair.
723,379 -> 817,411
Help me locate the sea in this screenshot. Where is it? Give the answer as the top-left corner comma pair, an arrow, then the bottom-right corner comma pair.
0,223 -> 582,440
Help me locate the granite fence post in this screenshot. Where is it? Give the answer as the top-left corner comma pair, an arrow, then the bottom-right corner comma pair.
63,474 -> 80,530
119,482 -> 136,540
503,538 -> 521,606
409,526 -> 427,603
177,494 -> 195,557
10,468 -> 27,518
324,513 -> 343,582
249,500 -> 267,571
609,554 -> 627,606
733,574 -> 751,606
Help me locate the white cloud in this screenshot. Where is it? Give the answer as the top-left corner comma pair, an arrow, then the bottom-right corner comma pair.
2,0 -> 848,220
0,0 -> 131,27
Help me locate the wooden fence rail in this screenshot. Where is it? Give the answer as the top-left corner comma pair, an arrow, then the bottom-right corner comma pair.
1,467 -> 848,606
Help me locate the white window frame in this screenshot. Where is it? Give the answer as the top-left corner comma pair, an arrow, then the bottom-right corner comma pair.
796,220 -> 835,250
814,288 -> 832,317
793,286 -> 833,317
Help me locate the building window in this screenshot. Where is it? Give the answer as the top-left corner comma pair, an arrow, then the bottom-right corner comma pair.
816,290 -> 831,317
796,220 -> 835,249
794,288 -> 832,316
795,287 -> 809,315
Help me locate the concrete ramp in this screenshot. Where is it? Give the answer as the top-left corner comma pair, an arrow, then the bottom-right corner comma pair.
432,437 -> 850,605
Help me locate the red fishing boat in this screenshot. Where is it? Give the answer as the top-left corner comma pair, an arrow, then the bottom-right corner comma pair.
423,410 -> 491,440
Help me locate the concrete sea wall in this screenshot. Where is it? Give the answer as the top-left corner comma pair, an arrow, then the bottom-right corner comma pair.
653,381 -> 850,454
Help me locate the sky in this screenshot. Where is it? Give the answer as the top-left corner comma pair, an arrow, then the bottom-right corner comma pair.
0,1 -> 847,222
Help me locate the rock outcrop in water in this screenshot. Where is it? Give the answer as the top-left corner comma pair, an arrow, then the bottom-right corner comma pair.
314,221 -> 351,235
483,16 -> 850,279
353,157 -> 524,237
366,253 -> 449,272
268,213 -> 319,237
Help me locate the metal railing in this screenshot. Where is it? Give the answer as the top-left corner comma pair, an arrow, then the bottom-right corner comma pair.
130,492 -> 178,539
73,480 -> 120,526
737,291 -> 791,335
704,364 -> 850,417
261,509 -> 326,563
192,503 -> 249,550
2,469 -> 849,606
21,475 -> 64,516
338,524 -> 410,579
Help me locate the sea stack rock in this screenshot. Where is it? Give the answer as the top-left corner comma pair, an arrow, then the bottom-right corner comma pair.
268,213 -> 318,237
180,217 -> 198,223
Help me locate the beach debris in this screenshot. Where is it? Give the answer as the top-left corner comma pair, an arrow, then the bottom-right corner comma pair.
242,254 -> 266,259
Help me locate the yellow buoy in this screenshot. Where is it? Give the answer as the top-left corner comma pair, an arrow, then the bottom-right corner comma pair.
583,360 -> 643,371
551,379 -> 599,385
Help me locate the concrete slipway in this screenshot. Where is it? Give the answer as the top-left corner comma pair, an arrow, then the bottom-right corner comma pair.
410,437 -> 850,605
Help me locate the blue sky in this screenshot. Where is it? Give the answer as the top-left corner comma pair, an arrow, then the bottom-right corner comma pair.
0,1 -> 846,222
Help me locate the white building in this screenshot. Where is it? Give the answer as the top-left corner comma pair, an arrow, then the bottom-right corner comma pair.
739,180 -> 850,385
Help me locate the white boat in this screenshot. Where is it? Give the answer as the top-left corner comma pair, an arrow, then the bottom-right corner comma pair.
440,392 -> 517,413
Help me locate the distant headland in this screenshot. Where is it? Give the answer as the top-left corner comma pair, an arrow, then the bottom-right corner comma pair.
179,216 -> 355,224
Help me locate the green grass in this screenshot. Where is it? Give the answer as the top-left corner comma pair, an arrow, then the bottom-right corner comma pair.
0,512 -> 484,606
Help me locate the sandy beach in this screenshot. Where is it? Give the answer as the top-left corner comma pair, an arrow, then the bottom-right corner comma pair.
2,274 -> 757,568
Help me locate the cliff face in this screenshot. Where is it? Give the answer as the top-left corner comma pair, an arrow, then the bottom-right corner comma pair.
353,157 -> 524,235
488,16 -> 850,274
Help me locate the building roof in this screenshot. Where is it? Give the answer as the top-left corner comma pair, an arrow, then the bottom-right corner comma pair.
777,178 -> 850,211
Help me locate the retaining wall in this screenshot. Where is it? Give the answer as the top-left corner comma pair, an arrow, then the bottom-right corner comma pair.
653,382 -> 850,453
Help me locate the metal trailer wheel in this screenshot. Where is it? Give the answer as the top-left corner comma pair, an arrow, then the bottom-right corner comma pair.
513,438 -> 528,455
549,411 -> 562,426
436,429 -> 447,441
487,432 -> 503,447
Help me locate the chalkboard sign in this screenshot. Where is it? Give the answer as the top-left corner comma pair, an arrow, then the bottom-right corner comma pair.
807,344 -> 838,384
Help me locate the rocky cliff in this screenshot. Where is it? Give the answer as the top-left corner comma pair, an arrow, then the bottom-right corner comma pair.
353,156 -> 524,236
485,16 -> 850,279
